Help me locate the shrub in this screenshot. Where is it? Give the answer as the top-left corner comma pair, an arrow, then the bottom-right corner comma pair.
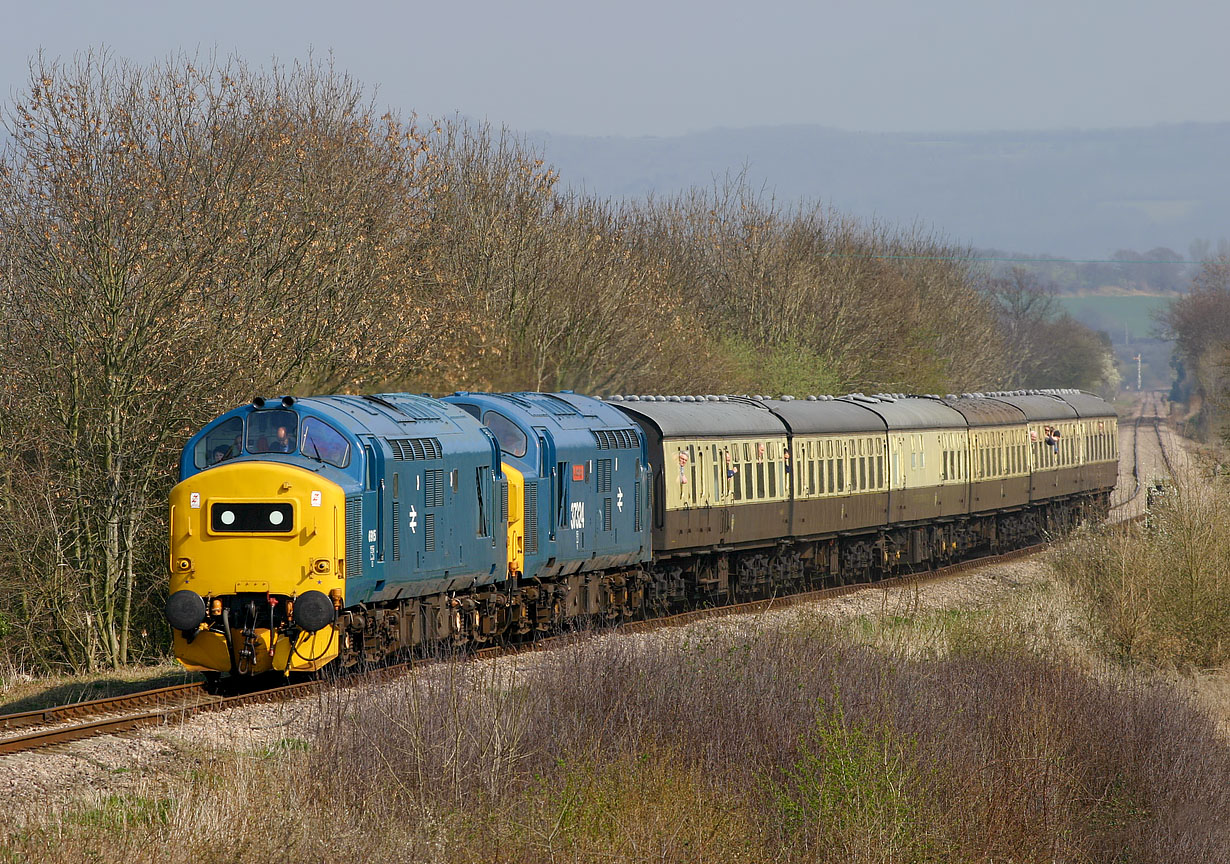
1053,471 -> 1230,668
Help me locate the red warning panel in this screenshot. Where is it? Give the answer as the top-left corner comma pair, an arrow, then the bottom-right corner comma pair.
572,464 -> 585,482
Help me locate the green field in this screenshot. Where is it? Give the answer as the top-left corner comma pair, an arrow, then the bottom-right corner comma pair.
1056,294 -> 1172,341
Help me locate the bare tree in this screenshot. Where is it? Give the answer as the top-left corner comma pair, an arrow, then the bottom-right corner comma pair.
0,52 -> 437,670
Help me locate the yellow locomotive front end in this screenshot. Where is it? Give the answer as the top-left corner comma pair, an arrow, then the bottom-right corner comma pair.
167,461 -> 345,676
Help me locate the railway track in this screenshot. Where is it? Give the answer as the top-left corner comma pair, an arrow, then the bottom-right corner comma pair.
1110,391 -> 1174,514
5,396 -> 1171,758
0,679 -> 309,756
0,539 -> 1055,757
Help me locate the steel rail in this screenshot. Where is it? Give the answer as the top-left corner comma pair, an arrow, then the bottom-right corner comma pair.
0,682 -> 207,734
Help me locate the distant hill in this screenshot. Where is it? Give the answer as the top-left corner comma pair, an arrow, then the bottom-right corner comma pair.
527,123 -> 1230,260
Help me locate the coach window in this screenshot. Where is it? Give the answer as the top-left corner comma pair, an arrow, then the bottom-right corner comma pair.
248,409 -> 298,455
483,412 -> 527,459
766,443 -> 775,498
755,443 -> 765,499
196,416 -> 245,468
688,445 -> 697,504
739,446 -> 750,500
805,442 -> 815,496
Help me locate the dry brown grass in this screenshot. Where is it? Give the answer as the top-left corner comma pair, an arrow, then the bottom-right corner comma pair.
1052,470 -> 1230,670
7,622 -> 1226,864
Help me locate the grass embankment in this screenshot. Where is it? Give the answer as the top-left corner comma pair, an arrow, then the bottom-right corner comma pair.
0,662 -> 193,715
7,616 -> 1227,863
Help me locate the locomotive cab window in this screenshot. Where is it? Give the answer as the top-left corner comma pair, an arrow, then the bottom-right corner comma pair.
300,418 -> 350,468
247,409 -> 298,455
483,412 -> 527,459
196,416 -> 244,468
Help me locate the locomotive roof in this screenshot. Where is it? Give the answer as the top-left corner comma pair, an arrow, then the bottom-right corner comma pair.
758,397 -> 886,434
838,395 -> 967,430
933,396 -> 1027,427
299,393 -> 478,438
605,396 -> 787,438
447,391 -> 635,432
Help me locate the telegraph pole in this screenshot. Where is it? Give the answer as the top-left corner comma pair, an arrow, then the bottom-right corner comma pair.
1135,354 -> 1142,391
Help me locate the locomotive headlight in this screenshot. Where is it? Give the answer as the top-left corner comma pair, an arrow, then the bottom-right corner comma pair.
176,557 -> 192,572
313,558 -> 331,574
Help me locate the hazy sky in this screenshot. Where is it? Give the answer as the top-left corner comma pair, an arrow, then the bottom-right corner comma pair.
2,0 -> 1227,137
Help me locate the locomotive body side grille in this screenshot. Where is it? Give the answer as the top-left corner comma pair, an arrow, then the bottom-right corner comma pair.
392,501 -> 400,561
345,495 -> 363,577
593,429 -> 639,450
424,469 -> 445,507
634,480 -> 641,532
524,481 -> 538,555
387,438 -> 443,460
